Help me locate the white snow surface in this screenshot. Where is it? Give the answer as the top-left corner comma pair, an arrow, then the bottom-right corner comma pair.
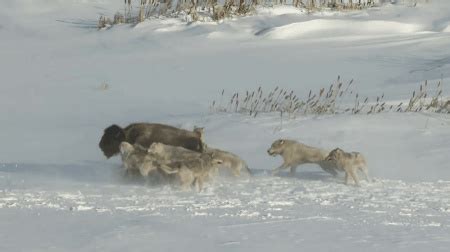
1,0 -> 450,251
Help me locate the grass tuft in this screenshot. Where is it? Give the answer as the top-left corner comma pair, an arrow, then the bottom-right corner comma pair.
210,77 -> 449,118
97,0 -> 401,27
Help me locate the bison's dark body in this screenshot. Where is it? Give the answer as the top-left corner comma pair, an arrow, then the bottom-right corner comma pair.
99,123 -> 203,158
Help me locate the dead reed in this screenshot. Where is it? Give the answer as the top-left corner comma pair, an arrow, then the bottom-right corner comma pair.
210,77 -> 449,118
98,0 -> 387,28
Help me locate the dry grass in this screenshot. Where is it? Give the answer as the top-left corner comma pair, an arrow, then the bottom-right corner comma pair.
98,0 -> 388,28
210,77 -> 449,118
401,80 -> 446,113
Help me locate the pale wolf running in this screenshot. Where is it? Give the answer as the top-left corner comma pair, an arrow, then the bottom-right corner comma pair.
267,139 -> 338,176
205,146 -> 252,177
157,152 -> 223,191
326,148 -> 371,186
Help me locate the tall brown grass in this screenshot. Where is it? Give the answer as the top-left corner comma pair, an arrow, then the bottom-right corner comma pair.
209,77 -> 449,118
98,0 -> 386,28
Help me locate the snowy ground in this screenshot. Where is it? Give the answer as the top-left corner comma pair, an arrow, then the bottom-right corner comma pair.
1,0 -> 450,251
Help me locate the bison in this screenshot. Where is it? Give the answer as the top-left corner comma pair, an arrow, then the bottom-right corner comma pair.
99,123 -> 204,158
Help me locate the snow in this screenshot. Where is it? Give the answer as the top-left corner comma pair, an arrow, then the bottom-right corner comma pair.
262,20 -> 424,39
1,0 -> 450,251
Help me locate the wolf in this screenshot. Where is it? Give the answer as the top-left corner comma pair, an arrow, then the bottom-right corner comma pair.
267,139 -> 338,176
119,142 -> 161,178
147,142 -> 203,161
205,146 -> 251,177
326,148 -> 370,186
158,152 -> 223,191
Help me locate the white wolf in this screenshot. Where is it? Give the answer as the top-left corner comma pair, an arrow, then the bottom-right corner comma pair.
267,139 -> 338,176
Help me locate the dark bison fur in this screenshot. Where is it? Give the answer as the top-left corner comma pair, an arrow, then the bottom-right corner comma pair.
99,123 -> 204,158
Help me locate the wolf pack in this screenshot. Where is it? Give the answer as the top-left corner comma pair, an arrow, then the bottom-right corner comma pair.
99,122 -> 371,191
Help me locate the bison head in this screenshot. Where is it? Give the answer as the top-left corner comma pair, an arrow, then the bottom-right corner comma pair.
99,124 -> 126,158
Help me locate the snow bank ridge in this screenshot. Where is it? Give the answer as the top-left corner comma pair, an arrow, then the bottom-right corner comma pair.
261,19 -> 424,39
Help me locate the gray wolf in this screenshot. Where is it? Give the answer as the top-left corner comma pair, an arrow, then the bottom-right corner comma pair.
326,148 -> 370,186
